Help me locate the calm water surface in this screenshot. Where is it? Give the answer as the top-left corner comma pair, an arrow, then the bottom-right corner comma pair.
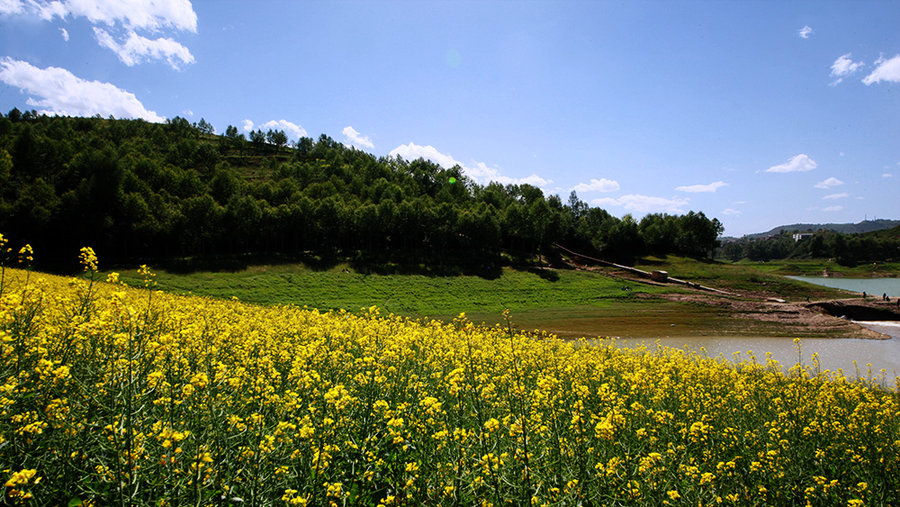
617,327 -> 900,383
616,275 -> 900,385
787,275 -> 900,298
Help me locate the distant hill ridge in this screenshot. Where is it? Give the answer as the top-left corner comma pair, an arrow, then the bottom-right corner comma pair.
746,219 -> 900,238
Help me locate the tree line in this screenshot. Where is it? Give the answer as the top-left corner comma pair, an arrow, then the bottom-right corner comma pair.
0,109 -> 723,270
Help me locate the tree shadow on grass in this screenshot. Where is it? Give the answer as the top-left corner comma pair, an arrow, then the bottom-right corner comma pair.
526,267 -> 560,282
117,249 -> 508,280
347,252 -> 503,280
151,251 -> 343,274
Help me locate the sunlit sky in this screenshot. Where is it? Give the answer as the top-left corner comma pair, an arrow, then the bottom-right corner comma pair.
1,0 -> 898,236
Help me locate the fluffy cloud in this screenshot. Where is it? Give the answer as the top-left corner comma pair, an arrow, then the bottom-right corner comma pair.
94,28 -> 194,69
0,57 -> 164,121
31,0 -> 197,32
342,126 -> 374,149
571,178 -> 620,193
260,119 -> 306,140
59,27 -> 69,41
390,142 -> 459,169
590,194 -> 689,214
721,208 -> 741,215
830,53 -> 864,85
675,181 -> 727,193
0,0 -> 24,15
813,176 -> 843,189
463,160 -> 552,187
766,154 -> 817,173
241,119 -> 254,132
862,55 -> 900,85
798,25 -> 813,39
822,192 -> 848,200
823,205 -> 843,212
883,173 -> 893,178
3,0 -> 197,68
388,142 -> 551,187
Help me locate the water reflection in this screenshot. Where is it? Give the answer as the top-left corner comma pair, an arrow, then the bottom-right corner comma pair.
617,325 -> 900,386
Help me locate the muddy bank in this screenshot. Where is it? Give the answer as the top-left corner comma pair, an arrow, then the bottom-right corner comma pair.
644,293 -> 894,340
807,299 -> 900,322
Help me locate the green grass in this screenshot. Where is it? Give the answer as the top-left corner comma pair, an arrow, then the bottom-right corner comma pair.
734,258 -> 900,278
115,264 -> 671,317
635,256 -> 853,300
107,257 -> 864,340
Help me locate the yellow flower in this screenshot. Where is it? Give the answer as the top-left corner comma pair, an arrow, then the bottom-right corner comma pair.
17,244 -> 33,264
78,246 -> 98,271
5,468 -> 39,487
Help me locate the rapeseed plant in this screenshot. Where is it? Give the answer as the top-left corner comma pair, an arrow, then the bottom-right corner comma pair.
0,239 -> 897,504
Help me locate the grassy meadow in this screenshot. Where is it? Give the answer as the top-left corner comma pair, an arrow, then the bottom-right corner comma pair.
1,260 -> 898,505
109,256 -> 857,339
735,259 -> 900,278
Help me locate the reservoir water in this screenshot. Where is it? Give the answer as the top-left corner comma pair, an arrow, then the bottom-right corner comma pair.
786,275 -> 900,298
620,276 -> 900,385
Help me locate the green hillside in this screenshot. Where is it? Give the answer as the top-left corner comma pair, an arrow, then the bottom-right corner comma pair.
0,110 -> 722,271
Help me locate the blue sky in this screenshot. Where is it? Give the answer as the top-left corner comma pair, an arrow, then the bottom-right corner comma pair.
1,0 -> 898,237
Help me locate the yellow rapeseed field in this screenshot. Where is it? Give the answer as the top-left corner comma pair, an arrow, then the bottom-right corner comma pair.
1,242 -> 898,505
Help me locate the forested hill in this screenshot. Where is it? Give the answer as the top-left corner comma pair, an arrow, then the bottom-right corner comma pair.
746,219 -> 900,238
719,225 -> 900,265
0,110 -> 722,270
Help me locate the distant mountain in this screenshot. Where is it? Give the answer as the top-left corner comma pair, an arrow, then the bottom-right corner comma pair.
745,219 -> 900,238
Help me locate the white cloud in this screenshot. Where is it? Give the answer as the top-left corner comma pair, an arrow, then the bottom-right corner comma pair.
260,119 -> 307,140
883,173 -> 893,178
464,160 -> 552,187
59,27 -> 69,41
766,154 -> 817,173
591,194 -> 689,214
675,181 -> 727,193
389,142 -> 551,187
823,205 -> 843,212
862,54 -> 900,85
242,119 -> 253,132
390,142 -> 460,169
4,1 -> 197,68
798,25 -> 813,39
0,0 -> 24,15
0,57 -> 164,121
822,192 -> 848,200
813,176 -> 843,189
32,0 -> 197,32
722,208 -> 741,216
571,178 -> 620,193
342,126 -> 374,149
830,53 -> 864,84
94,27 -> 194,69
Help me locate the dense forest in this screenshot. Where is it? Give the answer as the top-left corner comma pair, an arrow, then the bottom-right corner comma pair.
0,109 -> 723,270
718,226 -> 900,266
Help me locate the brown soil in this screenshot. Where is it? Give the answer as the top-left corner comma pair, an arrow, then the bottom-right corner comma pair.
557,254 -> 898,340
642,292 -> 896,340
